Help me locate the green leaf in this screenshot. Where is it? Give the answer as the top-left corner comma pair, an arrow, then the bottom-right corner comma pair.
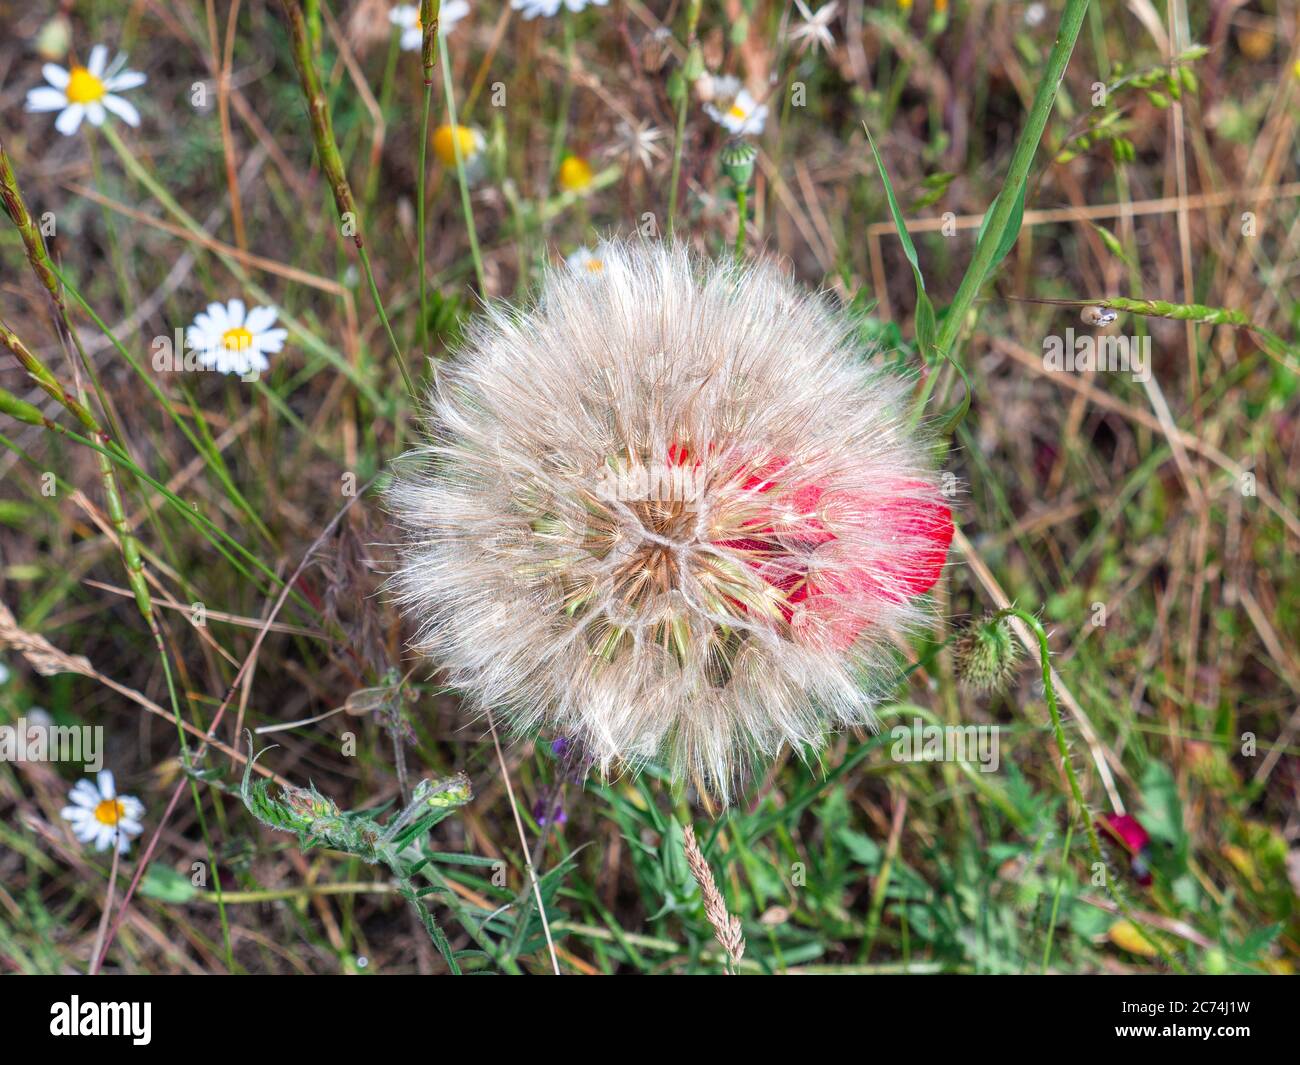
1139,762 -> 1185,847
975,181 -> 1026,274
139,864 -> 198,904
863,122 -> 938,362
863,123 -> 929,297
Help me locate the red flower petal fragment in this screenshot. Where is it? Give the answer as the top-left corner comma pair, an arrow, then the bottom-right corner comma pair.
1097,813 -> 1151,855
710,454 -> 954,648
857,481 -> 955,602
1097,813 -> 1154,886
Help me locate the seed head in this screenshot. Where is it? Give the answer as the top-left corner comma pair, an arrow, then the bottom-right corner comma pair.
386,241 -> 954,800
954,613 -> 1021,692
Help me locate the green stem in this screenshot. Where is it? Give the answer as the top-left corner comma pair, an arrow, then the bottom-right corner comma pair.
921,0 -> 1091,412
667,0 -> 702,238
734,184 -> 747,261
418,77 -> 434,356
992,607 -> 1186,973
278,0 -> 415,399
1041,819 -> 1074,973
438,31 -> 486,294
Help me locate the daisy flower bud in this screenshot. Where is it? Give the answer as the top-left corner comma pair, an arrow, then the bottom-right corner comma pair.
954,612 -> 1021,692
387,241 -> 954,800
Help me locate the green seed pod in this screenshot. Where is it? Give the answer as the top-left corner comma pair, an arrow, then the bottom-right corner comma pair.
0,387 -> 47,427
719,139 -> 758,187
1146,90 -> 1170,109
954,613 -> 1021,692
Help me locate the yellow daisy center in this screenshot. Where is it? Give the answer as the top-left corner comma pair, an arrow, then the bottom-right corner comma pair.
94,798 -> 124,825
558,156 -> 594,193
584,258 -> 604,273
221,326 -> 254,351
727,103 -> 748,120
66,66 -> 107,105
433,124 -> 479,166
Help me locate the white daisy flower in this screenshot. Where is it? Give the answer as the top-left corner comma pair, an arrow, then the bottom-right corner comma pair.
511,0 -> 608,20
389,1 -> 470,51
186,299 -> 288,376
565,246 -> 606,277
25,44 -> 146,137
704,76 -> 769,136
60,770 -> 145,854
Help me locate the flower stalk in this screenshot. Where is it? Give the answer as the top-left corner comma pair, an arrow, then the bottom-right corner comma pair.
278,0 -> 415,398
920,0 -> 1091,413
988,606 -> 1185,972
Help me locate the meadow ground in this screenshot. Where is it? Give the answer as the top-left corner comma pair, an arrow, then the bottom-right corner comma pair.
0,0 -> 1297,976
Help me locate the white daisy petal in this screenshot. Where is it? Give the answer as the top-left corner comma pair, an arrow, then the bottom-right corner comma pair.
119,797 -> 145,820
86,102 -> 107,127
713,75 -> 741,98
401,27 -> 422,50
244,305 -> 278,333
54,103 -> 85,136
69,779 -> 100,807
117,818 -> 142,835
226,299 -> 246,328
106,69 -> 145,92
205,301 -> 230,331
97,769 -> 116,799
87,45 -> 109,78
61,805 -> 87,822
42,63 -> 70,89
256,329 -> 288,354
102,94 -> 140,127
26,87 -> 68,112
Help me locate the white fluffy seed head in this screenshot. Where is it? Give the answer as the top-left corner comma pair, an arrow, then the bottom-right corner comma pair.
386,240 -> 954,801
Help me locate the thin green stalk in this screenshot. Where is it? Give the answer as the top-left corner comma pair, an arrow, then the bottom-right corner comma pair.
278,0 -> 415,398
734,183 -> 747,261
1041,819 -> 1074,973
666,0 -> 703,237
438,31 -> 486,294
0,322 -> 153,624
992,607 -> 1187,973
418,77 -> 435,355
919,0 -> 1091,414
548,16 -> 577,188
0,328 -> 234,968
